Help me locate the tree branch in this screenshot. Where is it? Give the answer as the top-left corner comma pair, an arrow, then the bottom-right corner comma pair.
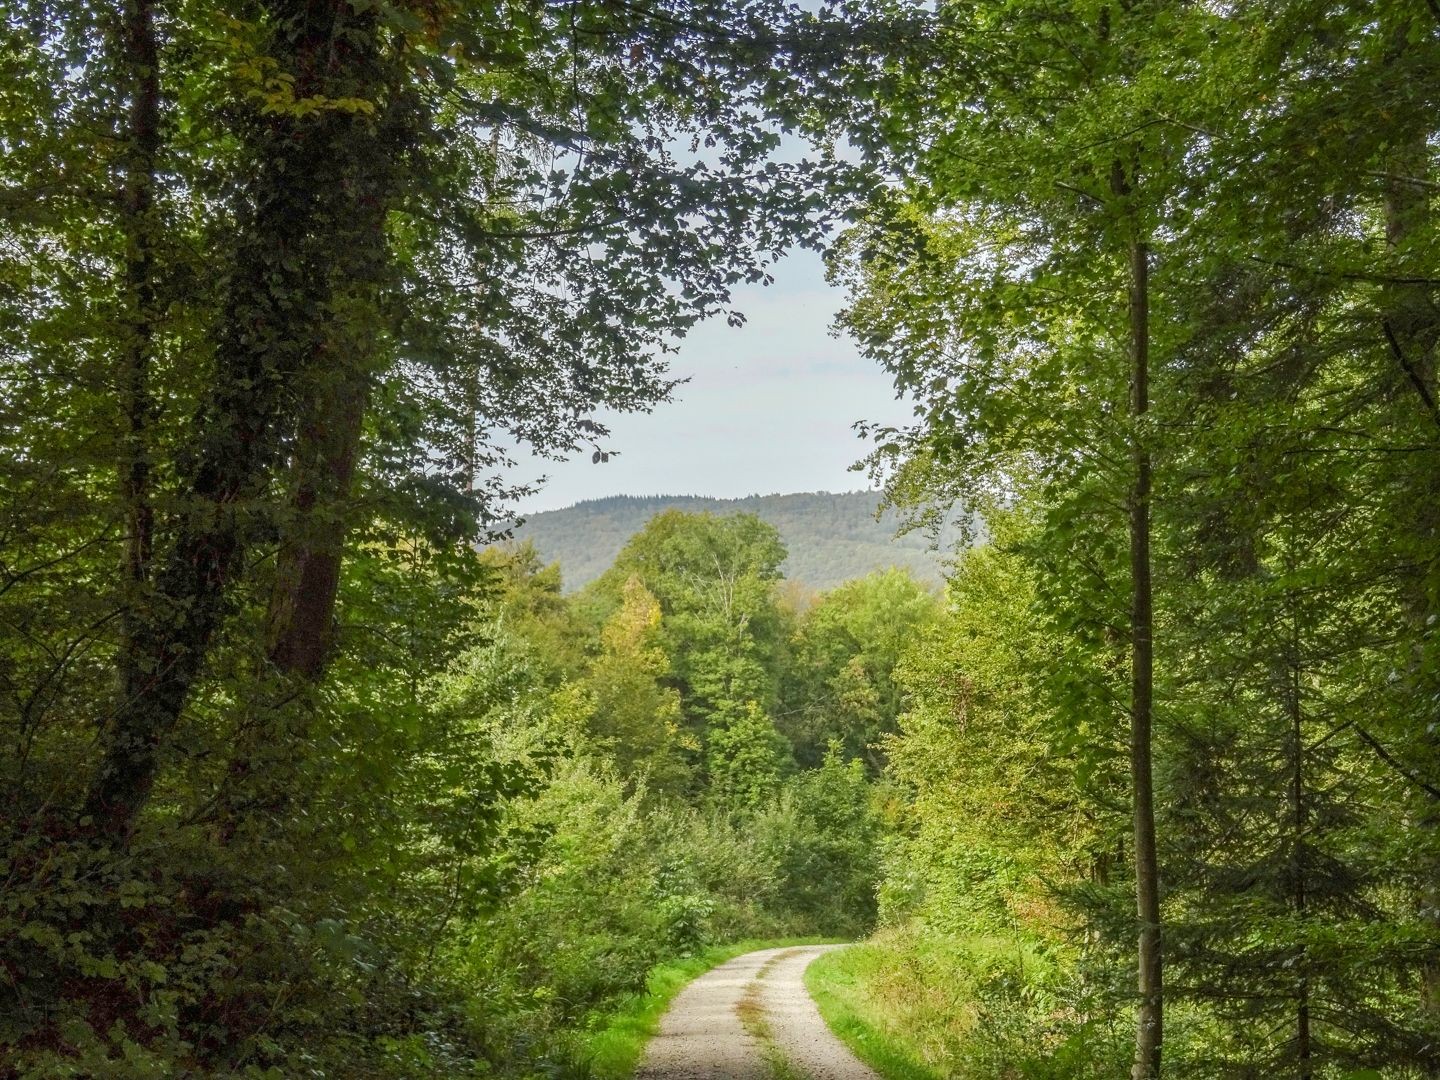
1356,726 -> 1440,801
1248,255 -> 1440,287
1382,319 -> 1440,432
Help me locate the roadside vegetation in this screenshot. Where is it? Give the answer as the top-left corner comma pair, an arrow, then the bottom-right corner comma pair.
804,943 -> 939,1080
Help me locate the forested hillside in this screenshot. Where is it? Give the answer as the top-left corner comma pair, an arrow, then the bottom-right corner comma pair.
507,491 -> 960,591
5,2 -> 1440,1080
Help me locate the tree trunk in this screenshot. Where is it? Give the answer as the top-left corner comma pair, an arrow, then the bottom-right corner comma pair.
210,365 -> 370,839
114,0 -> 160,694
1126,214 -> 1163,1080
84,0 -> 391,841
1380,118 -> 1440,1053
1285,584 -> 1312,1080
90,0 -> 173,839
267,375 -> 368,678
110,0 -> 161,771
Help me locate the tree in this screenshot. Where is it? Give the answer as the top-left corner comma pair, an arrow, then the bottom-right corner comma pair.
778,567 -> 939,769
591,510 -> 791,731
707,700 -> 792,812
882,528 -> 1108,938
584,576 -> 696,798
843,1 -> 1440,1074
756,746 -> 882,935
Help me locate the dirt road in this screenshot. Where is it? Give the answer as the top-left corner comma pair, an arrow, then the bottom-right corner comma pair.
635,944 -> 879,1080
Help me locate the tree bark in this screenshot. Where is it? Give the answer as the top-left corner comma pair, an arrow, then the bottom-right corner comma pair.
1285,584 -> 1312,1080
267,375 -> 368,678
211,372 -> 369,841
114,0 -> 160,691
1124,192 -> 1163,1080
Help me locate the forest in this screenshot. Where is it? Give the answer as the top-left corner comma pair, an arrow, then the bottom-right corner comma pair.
3,1 -> 1440,1079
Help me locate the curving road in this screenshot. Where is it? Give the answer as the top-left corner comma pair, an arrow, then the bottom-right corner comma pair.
635,944 -> 879,1080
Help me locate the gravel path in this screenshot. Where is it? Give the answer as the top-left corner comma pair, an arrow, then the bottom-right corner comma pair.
635,944 -> 880,1080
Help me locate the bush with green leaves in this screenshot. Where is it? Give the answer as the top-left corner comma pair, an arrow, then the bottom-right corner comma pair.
753,749 -> 883,937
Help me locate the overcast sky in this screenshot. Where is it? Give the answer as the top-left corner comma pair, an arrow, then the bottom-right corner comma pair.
510,247 -> 914,514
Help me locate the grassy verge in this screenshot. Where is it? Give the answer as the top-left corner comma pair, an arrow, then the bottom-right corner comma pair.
576,936 -> 841,1079
803,942 -> 942,1080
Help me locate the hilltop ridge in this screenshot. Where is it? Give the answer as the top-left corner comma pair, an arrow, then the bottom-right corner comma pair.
504,490 -> 963,592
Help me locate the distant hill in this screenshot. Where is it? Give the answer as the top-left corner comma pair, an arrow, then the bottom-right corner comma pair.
503,491 -> 966,593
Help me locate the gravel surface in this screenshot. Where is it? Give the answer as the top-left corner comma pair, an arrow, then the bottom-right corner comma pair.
635,944 -> 879,1080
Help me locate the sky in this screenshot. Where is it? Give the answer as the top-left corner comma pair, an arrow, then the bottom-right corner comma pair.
510,247 -> 914,514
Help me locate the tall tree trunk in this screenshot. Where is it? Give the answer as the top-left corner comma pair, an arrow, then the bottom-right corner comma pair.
114,0 -> 160,691
1285,583 -> 1312,1080
1380,117 -> 1440,1053
1124,199 -> 1163,1080
211,364 -> 370,838
84,0 -> 392,841
267,375 -> 368,678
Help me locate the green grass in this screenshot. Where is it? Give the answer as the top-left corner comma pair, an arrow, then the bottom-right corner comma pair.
804,943 -> 943,1080
575,937 -> 842,1079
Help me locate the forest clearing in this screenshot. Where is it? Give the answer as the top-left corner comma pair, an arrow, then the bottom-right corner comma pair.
3,1 -> 1440,1078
